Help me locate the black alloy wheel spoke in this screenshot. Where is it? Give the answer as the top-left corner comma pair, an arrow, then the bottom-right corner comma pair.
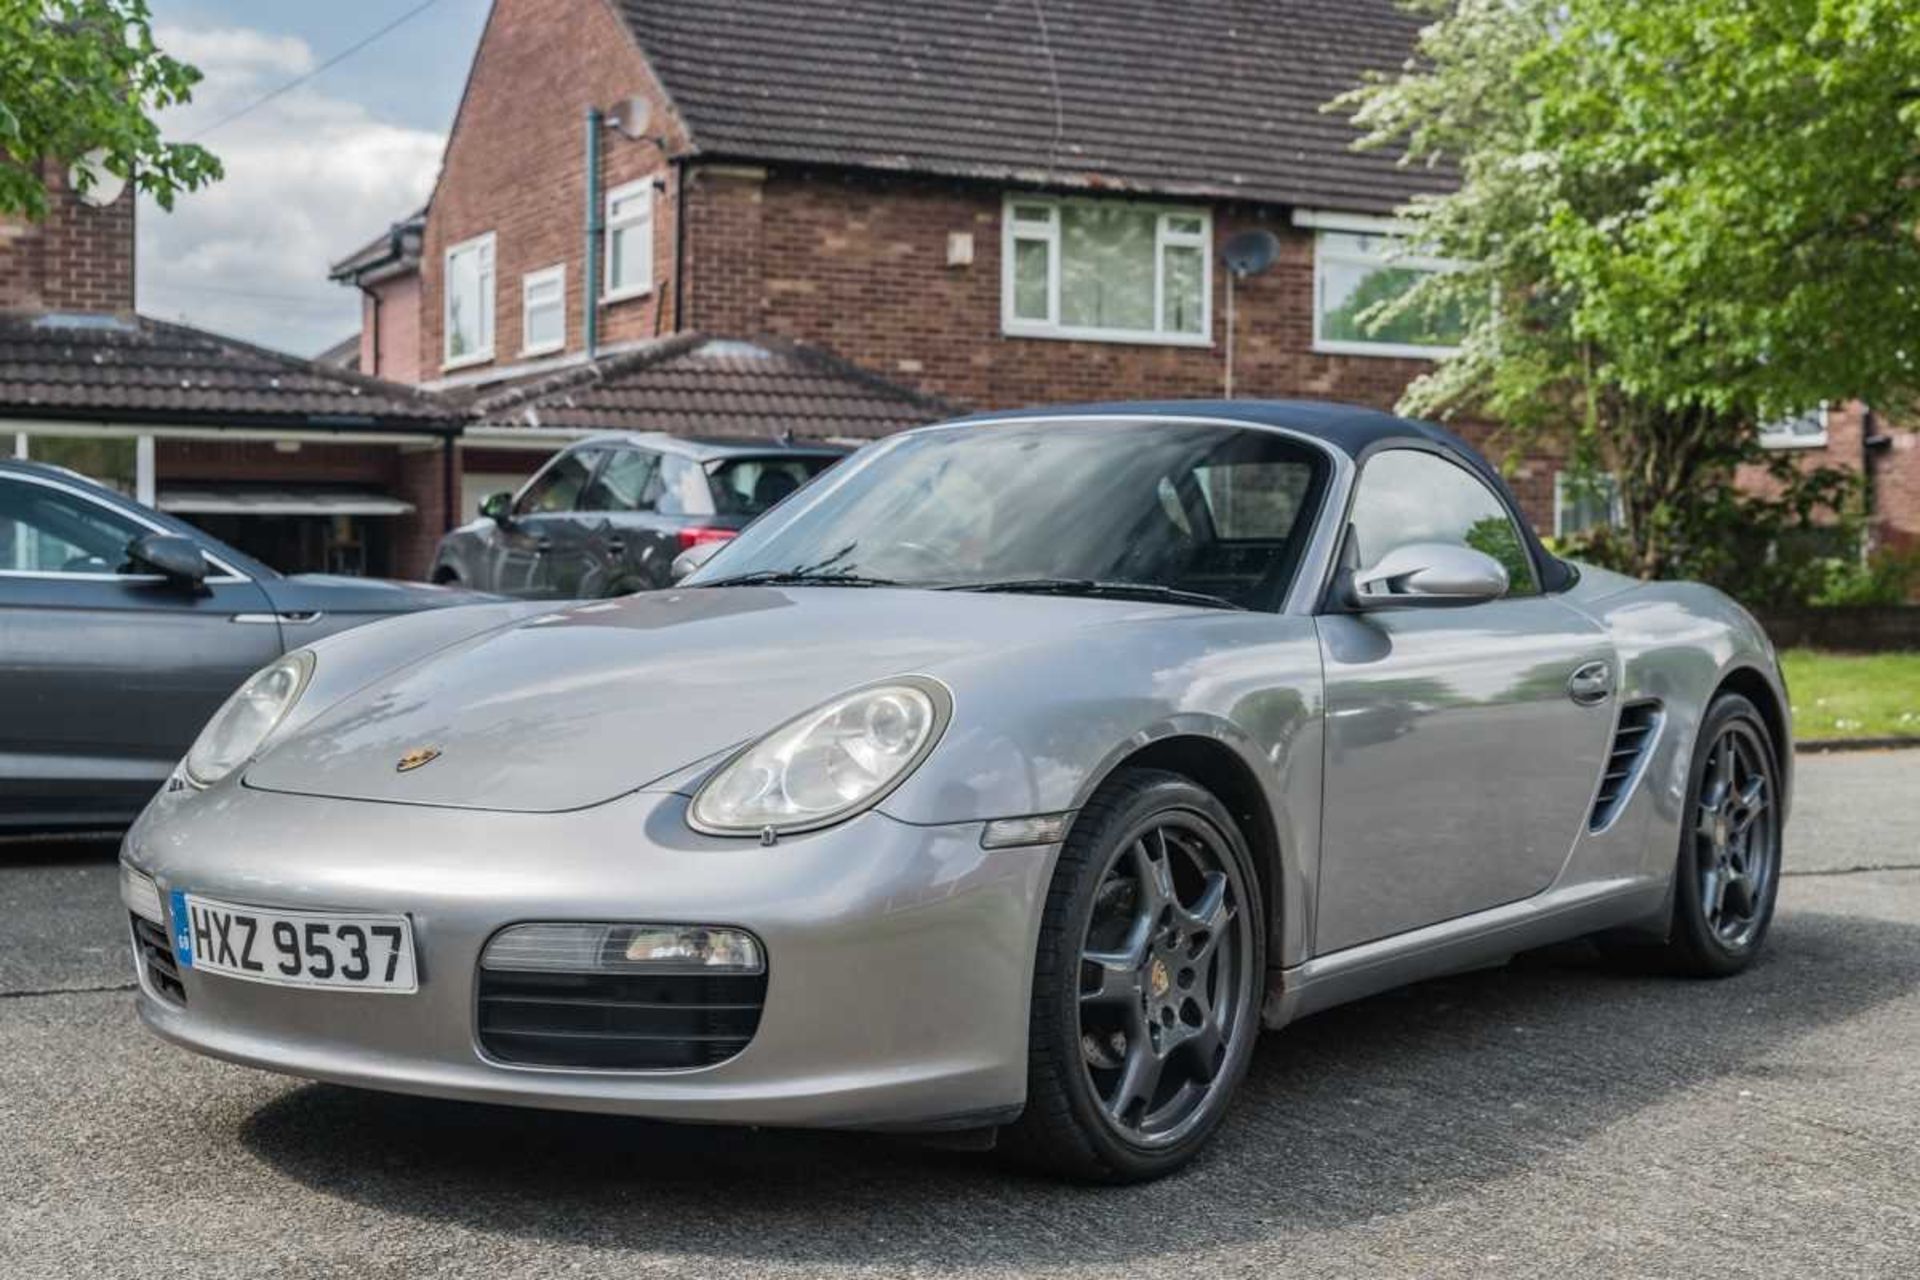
1695,725 -> 1776,948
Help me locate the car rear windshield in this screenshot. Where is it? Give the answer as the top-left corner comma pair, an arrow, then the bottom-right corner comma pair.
707,455 -> 839,517
691,419 -> 1328,610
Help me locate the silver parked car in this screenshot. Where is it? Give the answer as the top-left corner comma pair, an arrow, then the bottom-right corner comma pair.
120,403 -> 1789,1181
430,433 -> 846,598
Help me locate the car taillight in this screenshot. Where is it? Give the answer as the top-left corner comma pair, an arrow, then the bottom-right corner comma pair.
677,526 -> 736,551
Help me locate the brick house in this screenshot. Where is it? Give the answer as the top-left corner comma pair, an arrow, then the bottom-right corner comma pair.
0,162 -> 464,578
332,0 -> 1920,561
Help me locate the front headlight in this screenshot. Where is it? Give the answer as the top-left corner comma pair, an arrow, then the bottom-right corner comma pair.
689,678 -> 951,836
183,650 -> 315,788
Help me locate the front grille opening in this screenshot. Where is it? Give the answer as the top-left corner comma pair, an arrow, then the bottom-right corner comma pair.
1590,700 -> 1664,832
477,969 -> 767,1070
131,913 -> 187,1005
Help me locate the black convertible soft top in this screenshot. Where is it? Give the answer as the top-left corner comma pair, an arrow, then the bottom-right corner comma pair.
952,399 -> 1575,594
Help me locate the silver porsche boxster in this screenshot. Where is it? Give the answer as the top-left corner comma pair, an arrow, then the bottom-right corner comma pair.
121,402 -> 1790,1182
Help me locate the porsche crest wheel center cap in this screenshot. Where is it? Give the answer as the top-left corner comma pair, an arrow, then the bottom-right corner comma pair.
1148,956 -> 1171,1000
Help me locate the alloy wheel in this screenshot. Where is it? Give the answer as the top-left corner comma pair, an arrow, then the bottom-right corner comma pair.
1075,813 -> 1254,1147
1694,721 -> 1778,950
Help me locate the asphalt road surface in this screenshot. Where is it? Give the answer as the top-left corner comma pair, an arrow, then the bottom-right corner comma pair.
3,749 -> 1917,1279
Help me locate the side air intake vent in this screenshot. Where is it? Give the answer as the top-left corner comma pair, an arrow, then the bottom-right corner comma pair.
1590,701 -> 1664,832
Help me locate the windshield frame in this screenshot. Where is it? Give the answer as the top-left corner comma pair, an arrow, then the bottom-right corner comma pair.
683,414 -> 1347,614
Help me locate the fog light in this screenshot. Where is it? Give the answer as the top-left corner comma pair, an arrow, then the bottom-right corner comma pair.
981,812 -> 1072,849
120,864 -> 163,925
481,923 -> 764,974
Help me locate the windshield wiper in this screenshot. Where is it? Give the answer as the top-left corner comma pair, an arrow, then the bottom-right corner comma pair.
939,578 -> 1245,611
692,568 -> 902,589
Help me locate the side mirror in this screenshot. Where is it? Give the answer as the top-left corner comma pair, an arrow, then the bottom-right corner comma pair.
126,533 -> 209,588
1349,541 -> 1507,609
668,540 -> 725,584
479,491 -> 515,525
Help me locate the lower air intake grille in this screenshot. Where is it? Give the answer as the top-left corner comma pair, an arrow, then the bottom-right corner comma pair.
131,913 -> 186,1005
1590,701 -> 1663,832
476,969 -> 767,1070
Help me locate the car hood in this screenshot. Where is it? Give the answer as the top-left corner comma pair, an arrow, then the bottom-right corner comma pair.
269,574 -> 499,611
244,586 -> 1184,812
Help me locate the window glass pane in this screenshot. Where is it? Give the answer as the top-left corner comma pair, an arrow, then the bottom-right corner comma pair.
446,241 -> 491,358
1060,204 -> 1156,331
1011,204 -> 1053,225
707,455 -> 838,516
1555,472 -> 1621,537
609,222 -> 650,294
653,455 -> 704,516
24,436 -> 136,494
1349,449 -> 1537,595
1193,463 -> 1311,540
524,269 -> 563,351
1319,259 -> 1467,348
0,477 -> 144,574
1761,408 -> 1826,442
580,450 -> 657,512
1161,242 -> 1204,335
514,449 -> 598,516
1012,237 -> 1051,321
1164,214 -> 1205,238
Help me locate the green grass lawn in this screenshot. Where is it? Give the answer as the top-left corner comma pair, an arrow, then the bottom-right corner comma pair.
1780,648 -> 1920,742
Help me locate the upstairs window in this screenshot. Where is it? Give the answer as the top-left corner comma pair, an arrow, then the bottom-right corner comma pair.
443,232 -> 496,368
1759,405 -> 1828,449
604,179 -> 654,302
1299,212 -> 1468,358
1002,197 -> 1210,344
521,264 -> 565,357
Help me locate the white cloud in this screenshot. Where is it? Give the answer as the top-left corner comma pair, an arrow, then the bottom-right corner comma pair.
138,24 -> 444,362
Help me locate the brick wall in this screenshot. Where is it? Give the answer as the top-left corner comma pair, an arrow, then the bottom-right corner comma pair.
1735,402 -> 1920,557
0,161 -> 135,313
418,0 -> 686,380
360,272 -> 422,383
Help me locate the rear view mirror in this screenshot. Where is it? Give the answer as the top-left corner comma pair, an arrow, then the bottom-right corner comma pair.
479,491 -> 514,525
1349,541 -> 1507,609
126,533 -> 209,588
669,540 -> 725,584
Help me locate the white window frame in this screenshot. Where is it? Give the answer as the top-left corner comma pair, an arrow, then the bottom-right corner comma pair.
442,231 -> 496,370
1000,195 -> 1213,347
520,263 -> 566,358
1552,470 -> 1625,539
1296,209 -> 1465,360
603,179 -> 655,304
1759,402 -> 1830,450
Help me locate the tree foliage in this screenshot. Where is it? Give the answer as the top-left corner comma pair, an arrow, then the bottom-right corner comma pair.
1336,0 -> 1920,581
0,0 -> 220,218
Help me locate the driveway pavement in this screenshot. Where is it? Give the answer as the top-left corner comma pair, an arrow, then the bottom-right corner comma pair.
3,749 -> 1917,1279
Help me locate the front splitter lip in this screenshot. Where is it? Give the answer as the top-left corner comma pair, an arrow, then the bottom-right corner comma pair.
121,784 -> 1060,1131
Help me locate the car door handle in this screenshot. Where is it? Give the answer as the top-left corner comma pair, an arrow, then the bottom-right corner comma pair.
532,537 -> 553,555
605,538 -> 626,556
1567,661 -> 1614,706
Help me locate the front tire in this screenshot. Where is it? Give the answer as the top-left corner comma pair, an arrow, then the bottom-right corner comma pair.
1652,693 -> 1784,976
1006,768 -> 1265,1182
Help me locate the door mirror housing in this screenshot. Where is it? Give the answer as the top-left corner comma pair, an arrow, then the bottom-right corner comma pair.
479,491 -> 515,526
1348,541 -> 1508,609
668,540 -> 725,584
126,533 -> 210,588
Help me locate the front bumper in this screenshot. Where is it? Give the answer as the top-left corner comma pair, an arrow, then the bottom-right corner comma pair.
122,783 -> 1057,1130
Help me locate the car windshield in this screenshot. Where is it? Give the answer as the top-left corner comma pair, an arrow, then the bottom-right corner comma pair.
689,419 -> 1326,610
707,455 -> 839,517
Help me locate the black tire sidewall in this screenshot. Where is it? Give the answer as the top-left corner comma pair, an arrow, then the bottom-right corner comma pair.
1027,769 -> 1267,1180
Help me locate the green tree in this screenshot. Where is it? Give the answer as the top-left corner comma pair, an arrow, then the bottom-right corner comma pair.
0,0 -> 220,218
1334,0 -> 1920,580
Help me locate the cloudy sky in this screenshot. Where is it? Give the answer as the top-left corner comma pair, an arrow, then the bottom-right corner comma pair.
138,0 -> 492,359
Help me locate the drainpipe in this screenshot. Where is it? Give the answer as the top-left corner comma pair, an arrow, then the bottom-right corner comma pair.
672,154 -> 688,333
584,107 -> 603,358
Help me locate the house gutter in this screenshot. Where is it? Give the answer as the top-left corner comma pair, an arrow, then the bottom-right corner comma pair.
584,107 -> 603,358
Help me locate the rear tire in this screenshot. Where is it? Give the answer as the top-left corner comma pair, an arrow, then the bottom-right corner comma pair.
1637,693 -> 1784,977
1004,768 -> 1265,1182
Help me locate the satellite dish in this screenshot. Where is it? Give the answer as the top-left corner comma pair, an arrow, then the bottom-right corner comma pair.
606,96 -> 653,141
1221,229 -> 1280,278
68,149 -> 127,208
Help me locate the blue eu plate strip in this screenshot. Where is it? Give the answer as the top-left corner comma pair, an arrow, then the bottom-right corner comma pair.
170,890 -> 194,968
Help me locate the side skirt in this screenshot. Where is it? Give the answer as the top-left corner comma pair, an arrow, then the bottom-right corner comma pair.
1261,876 -> 1670,1030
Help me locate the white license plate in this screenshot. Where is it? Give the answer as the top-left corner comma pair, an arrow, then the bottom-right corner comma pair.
169,892 -> 418,993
